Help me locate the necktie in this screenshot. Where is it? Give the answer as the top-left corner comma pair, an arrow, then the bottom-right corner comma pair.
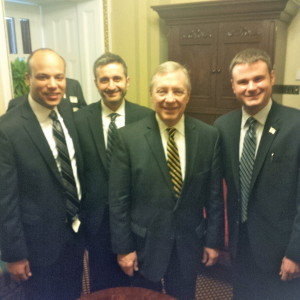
49,110 -> 80,219
166,127 -> 183,198
240,117 -> 257,223
106,113 -> 119,166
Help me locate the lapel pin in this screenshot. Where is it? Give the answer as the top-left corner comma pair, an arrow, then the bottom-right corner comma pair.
269,127 -> 276,135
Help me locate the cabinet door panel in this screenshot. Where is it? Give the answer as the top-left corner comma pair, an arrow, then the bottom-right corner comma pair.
176,24 -> 218,112
216,20 -> 273,110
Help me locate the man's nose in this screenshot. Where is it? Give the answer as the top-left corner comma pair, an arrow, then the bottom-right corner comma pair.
247,81 -> 257,90
47,77 -> 58,88
108,80 -> 116,89
165,91 -> 175,102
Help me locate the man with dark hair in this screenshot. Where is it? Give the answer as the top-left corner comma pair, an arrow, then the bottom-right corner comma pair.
214,48 -> 300,299
109,61 -> 224,300
74,52 -> 152,291
0,48 -> 85,300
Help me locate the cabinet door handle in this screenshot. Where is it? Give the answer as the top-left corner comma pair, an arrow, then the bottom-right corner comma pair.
217,69 -> 221,73
212,69 -> 216,73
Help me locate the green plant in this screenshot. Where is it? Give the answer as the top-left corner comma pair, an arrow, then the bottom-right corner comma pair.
11,58 -> 29,97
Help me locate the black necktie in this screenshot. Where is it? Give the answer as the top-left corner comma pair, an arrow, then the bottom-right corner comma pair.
49,110 -> 80,219
166,127 -> 183,198
106,113 -> 119,166
240,117 -> 257,223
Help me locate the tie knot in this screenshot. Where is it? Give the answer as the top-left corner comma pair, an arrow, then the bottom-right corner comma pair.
49,110 -> 58,121
247,117 -> 256,128
109,113 -> 118,123
167,127 -> 176,138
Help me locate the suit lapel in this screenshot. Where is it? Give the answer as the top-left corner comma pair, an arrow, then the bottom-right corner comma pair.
250,102 -> 280,191
144,116 -> 175,196
125,100 -> 135,124
21,100 -> 63,185
184,117 -> 197,192
58,100 -> 84,175
230,112 -> 242,194
87,103 -> 108,172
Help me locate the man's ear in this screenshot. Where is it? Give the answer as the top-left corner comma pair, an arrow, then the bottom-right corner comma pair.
126,76 -> 130,87
231,78 -> 236,95
25,73 -> 31,86
270,70 -> 275,86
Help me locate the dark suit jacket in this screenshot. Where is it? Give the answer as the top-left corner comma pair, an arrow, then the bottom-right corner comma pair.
7,78 -> 86,112
0,97 -> 84,267
74,100 -> 152,239
214,101 -> 300,272
109,114 -> 224,282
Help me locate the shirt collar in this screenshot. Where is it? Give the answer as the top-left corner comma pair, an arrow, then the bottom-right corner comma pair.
28,94 -> 58,123
101,99 -> 125,117
241,99 -> 272,129
155,114 -> 185,136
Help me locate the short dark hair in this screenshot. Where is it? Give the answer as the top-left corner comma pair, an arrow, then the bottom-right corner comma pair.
27,48 -> 66,75
229,48 -> 273,75
93,52 -> 128,78
150,61 -> 191,93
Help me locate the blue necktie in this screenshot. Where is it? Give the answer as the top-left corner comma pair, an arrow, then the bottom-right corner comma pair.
240,117 -> 257,223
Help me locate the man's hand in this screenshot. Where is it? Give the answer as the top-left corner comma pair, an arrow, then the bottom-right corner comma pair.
7,259 -> 32,281
117,251 -> 138,277
279,257 -> 300,281
202,247 -> 220,267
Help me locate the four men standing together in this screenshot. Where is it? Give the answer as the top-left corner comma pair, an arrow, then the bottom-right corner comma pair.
0,47 -> 299,300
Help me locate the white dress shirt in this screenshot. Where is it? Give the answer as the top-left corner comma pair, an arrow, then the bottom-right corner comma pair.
28,95 -> 82,200
239,99 -> 272,159
101,99 -> 125,148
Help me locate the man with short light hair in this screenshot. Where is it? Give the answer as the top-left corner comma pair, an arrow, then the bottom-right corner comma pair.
109,61 -> 224,300
215,48 -> 300,299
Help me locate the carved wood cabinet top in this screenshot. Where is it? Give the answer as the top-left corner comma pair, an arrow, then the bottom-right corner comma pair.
152,0 -> 298,24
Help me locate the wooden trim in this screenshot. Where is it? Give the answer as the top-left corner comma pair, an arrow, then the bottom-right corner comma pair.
152,0 -> 294,24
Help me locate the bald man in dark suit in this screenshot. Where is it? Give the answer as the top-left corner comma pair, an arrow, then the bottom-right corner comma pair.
0,49 -> 85,300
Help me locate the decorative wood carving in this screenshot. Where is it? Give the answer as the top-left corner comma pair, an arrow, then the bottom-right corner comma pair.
181,29 -> 213,40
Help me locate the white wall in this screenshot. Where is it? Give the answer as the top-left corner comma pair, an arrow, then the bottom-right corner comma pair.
282,7 -> 300,109
2,0 -> 105,107
5,0 -> 44,62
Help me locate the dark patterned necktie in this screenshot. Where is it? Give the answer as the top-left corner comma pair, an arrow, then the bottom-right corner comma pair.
166,127 -> 183,198
49,110 -> 80,219
106,113 -> 119,166
240,117 -> 257,223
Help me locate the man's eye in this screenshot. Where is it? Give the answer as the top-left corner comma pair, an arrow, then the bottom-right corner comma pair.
174,90 -> 184,96
113,77 -> 122,82
157,90 -> 166,95
36,75 -> 48,80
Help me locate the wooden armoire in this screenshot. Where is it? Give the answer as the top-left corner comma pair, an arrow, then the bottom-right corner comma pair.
152,0 -> 297,124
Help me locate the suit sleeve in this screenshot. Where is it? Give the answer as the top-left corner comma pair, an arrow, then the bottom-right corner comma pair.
204,132 -> 225,249
0,128 -> 28,262
285,167 -> 300,263
109,131 -> 135,254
